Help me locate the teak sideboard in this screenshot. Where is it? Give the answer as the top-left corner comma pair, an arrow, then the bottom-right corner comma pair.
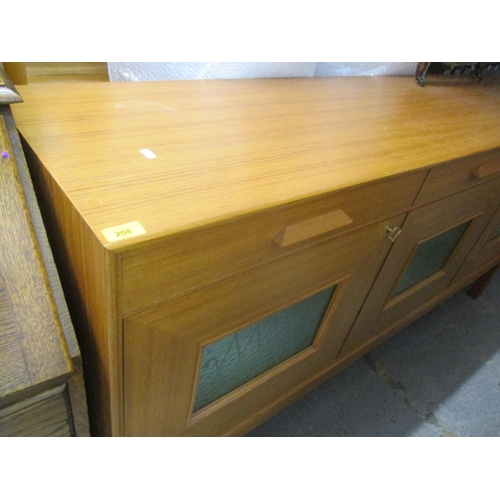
12,77 -> 500,436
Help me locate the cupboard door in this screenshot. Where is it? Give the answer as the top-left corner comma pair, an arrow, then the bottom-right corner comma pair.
123,215 -> 404,436
452,201 -> 500,284
339,180 -> 500,358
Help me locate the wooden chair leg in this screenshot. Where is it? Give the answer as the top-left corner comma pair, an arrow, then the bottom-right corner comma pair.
467,265 -> 499,299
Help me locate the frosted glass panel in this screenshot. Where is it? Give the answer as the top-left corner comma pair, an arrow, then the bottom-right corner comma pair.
193,286 -> 336,412
391,221 -> 470,298
490,223 -> 500,241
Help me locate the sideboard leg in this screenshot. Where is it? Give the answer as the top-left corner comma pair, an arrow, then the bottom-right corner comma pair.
467,265 -> 499,300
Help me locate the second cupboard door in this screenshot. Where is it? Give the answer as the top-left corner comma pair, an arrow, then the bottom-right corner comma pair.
452,201 -> 500,284
340,179 -> 500,358
123,215 -> 404,436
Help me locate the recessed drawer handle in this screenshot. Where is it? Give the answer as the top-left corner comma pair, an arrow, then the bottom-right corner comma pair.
274,209 -> 353,247
472,161 -> 500,179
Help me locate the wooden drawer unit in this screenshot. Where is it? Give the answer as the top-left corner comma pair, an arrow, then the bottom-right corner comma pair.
415,148 -> 500,207
121,171 -> 426,315
0,386 -> 72,437
1,70 -> 89,437
13,77 -> 500,436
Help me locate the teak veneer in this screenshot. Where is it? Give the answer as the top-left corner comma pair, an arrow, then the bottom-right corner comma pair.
12,77 -> 500,436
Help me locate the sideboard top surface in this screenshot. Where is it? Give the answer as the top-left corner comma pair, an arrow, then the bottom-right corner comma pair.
12,77 -> 500,251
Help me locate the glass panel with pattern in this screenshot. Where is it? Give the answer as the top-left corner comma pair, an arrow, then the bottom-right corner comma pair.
193,285 -> 336,412
390,221 -> 470,298
490,223 -> 500,241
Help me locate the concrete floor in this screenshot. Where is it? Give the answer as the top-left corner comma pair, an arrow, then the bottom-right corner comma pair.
247,271 -> 500,437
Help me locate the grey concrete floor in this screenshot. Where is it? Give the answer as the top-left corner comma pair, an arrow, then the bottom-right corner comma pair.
247,271 -> 500,437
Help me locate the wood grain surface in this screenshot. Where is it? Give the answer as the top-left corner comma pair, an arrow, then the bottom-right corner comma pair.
2,63 -> 27,85
120,170 -> 427,316
0,276 -> 31,396
22,142 -> 121,436
2,106 -> 90,435
12,77 -> 500,252
0,385 -> 72,436
0,115 -> 71,402
414,148 -> 500,206
14,77 -> 500,436
340,178 -> 500,356
24,63 -> 109,83
2,63 -> 109,84
123,214 -> 405,436
454,202 -> 500,284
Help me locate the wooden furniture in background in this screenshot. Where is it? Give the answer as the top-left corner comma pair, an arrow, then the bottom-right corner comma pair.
12,77 -> 500,436
2,63 -> 109,84
0,68 -> 89,436
2,63 -> 27,85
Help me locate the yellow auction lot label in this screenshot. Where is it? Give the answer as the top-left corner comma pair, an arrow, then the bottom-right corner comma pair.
101,221 -> 146,242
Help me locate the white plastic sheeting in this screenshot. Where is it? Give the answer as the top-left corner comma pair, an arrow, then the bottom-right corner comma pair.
314,62 -> 416,77
108,62 -> 317,81
107,62 -> 417,81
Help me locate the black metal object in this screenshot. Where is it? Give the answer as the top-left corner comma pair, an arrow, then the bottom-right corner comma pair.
415,62 -> 500,86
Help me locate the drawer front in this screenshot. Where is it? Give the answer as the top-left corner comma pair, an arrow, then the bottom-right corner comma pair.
123,215 -> 404,436
415,148 -> 500,207
0,386 -> 73,437
121,170 -> 427,316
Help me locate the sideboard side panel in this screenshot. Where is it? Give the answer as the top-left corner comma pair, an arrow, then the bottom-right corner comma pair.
22,140 -> 122,437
